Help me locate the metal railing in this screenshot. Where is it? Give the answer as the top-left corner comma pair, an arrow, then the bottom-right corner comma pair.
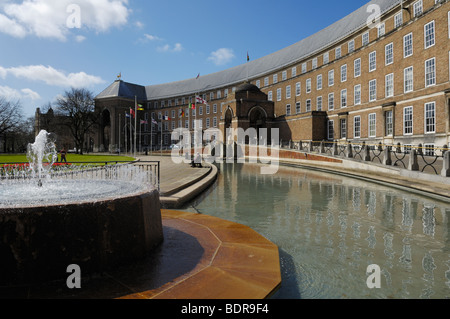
280,140 -> 450,178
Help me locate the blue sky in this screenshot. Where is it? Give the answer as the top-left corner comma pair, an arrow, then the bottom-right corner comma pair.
0,0 -> 368,118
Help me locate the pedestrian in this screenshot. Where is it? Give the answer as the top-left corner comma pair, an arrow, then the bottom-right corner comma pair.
60,147 -> 67,163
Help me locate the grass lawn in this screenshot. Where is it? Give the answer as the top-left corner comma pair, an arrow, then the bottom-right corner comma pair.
0,154 -> 136,164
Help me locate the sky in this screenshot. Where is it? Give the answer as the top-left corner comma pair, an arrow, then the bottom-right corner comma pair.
0,0 -> 370,118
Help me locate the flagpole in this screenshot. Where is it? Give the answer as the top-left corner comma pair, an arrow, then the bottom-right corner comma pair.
125,112 -> 128,155
118,114 -> 121,155
130,111 -> 132,156
161,118 -> 163,157
134,96 -> 137,158
150,118 -> 153,156
139,121 -> 142,154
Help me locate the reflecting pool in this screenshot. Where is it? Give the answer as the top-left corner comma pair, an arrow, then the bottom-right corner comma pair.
183,163 -> 450,299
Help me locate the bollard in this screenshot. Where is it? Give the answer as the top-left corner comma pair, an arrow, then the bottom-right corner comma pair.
320,141 -> 325,154
346,143 -> 353,158
364,142 -> 371,161
442,151 -> 450,177
383,146 -> 392,166
333,142 -> 339,156
408,149 -> 419,171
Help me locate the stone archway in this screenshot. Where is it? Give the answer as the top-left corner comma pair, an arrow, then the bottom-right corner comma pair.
101,109 -> 111,151
249,106 -> 268,145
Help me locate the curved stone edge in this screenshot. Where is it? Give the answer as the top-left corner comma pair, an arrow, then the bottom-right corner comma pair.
120,210 -> 282,300
160,164 -> 219,209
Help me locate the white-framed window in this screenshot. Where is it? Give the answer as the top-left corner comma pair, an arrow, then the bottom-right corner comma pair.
317,96 -> 323,111
354,84 -> 361,105
277,88 -> 282,101
328,70 -> 334,86
385,73 -> 394,97
286,104 -> 291,116
348,40 -> 355,53
385,43 -> 394,65
255,81 -> 260,89
403,106 -> 413,135
312,58 -> 318,69
264,77 -> 269,87
296,102 -> 301,114
368,113 -> 376,137
213,117 -> 217,128
341,64 -> 347,82
306,99 -> 312,112
317,75 -> 322,90
385,110 -> 393,136
362,32 -> 369,46
328,93 -> 334,111
404,66 -> 414,93
377,23 -> 385,37
354,116 -> 361,138
341,89 -> 347,108
403,33 -> 413,57
369,51 -> 377,72
323,52 -> 329,64
286,85 -> 291,99
213,104 -> 217,114
413,0 -> 423,17
199,106 -> 203,116
354,58 -> 361,78
425,21 -> 435,49
425,102 -> 436,133
340,118 -> 347,139
369,79 -> 377,102
424,143 -> 435,156
206,118 -> 210,129
292,67 -> 297,78
425,58 -> 436,87
282,70 -> 287,81
302,63 -> 307,74
327,120 -> 334,140
296,82 -> 301,96
273,74 -> 278,84
306,78 -> 311,93
217,90 -> 221,99
394,12 -> 403,28
335,46 -> 341,59
268,91 -> 273,101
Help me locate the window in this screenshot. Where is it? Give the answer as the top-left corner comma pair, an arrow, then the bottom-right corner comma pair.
369,79 -> 377,102
286,104 -> 291,116
413,0 -> 423,17
425,21 -> 435,49
341,89 -> 347,108
286,85 -> 291,99
302,63 -> 307,74
378,23 -> 385,37
425,102 -> 436,133
354,58 -> 361,77
369,51 -> 377,72
217,90 -> 222,99
362,32 -> 369,46
328,70 -> 335,86
282,71 -> 287,81
404,66 -> 414,93
206,118 -> 210,129
348,40 -> 355,53
306,99 -> 312,112
296,82 -> 301,96
328,93 -> 334,111
213,104 -> 217,113
213,117 -> 217,128
292,67 -> 297,77
385,43 -> 393,65
277,88 -> 282,101
335,46 -> 341,59
394,12 -> 403,28
306,78 -> 311,93
385,73 -> 394,97
404,33 -> 413,57
354,84 -> 361,105
368,113 -> 376,137
255,81 -> 260,89
317,75 -> 322,90
425,58 -> 436,87
354,116 -> 361,138
385,110 -> 393,136
312,58 -> 318,69
273,74 -> 278,84
268,91 -> 273,101
404,106 -> 413,135
296,102 -> 301,114
341,64 -> 347,82
340,119 -> 347,139
199,106 -> 203,116
317,96 -> 323,111
328,120 -> 334,140
424,144 -> 435,156
264,77 -> 269,87
323,52 -> 329,64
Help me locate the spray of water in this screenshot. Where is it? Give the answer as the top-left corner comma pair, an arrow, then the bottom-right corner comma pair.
26,130 -> 57,186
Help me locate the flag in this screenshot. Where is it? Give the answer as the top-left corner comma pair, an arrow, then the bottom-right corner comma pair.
137,104 -> 144,111
189,103 -> 196,110
196,73 -> 200,79
180,110 -> 185,117
152,118 -> 158,125
247,52 -> 250,62
140,120 -> 148,125
163,116 -> 171,121
130,108 -> 135,118
196,96 -> 207,105
125,113 -> 131,118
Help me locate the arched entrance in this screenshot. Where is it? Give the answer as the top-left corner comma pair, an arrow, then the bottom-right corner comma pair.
101,109 -> 111,151
249,106 -> 268,145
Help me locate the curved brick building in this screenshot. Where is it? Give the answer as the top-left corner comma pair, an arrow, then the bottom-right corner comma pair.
95,0 -> 450,154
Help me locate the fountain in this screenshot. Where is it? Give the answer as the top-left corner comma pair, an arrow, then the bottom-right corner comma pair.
0,131 -> 163,286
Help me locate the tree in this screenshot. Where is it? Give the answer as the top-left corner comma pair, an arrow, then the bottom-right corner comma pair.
0,98 -> 23,153
55,88 -> 99,155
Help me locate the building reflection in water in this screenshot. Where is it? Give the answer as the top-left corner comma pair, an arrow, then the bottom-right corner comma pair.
189,163 -> 450,299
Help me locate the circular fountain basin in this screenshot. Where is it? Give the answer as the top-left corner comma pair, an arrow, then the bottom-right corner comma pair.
0,179 -> 163,286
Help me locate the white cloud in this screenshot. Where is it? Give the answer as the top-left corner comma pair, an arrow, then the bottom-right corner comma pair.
157,43 -> 183,53
143,33 -> 162,41
1,64 -> 105,88
0,0 -> 130,41
208,48 -> 235,66
75,35 -> 86,42
0,85 -> 41,101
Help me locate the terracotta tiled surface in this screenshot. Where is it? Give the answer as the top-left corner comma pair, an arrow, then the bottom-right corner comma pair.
120,210 -> 281,299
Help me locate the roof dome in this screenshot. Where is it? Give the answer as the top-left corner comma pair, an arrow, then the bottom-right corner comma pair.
235,82 -> 261,93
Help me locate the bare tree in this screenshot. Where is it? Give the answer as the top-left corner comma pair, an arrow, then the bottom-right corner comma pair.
0,97 -> 24,153
55,88 -> 99,155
